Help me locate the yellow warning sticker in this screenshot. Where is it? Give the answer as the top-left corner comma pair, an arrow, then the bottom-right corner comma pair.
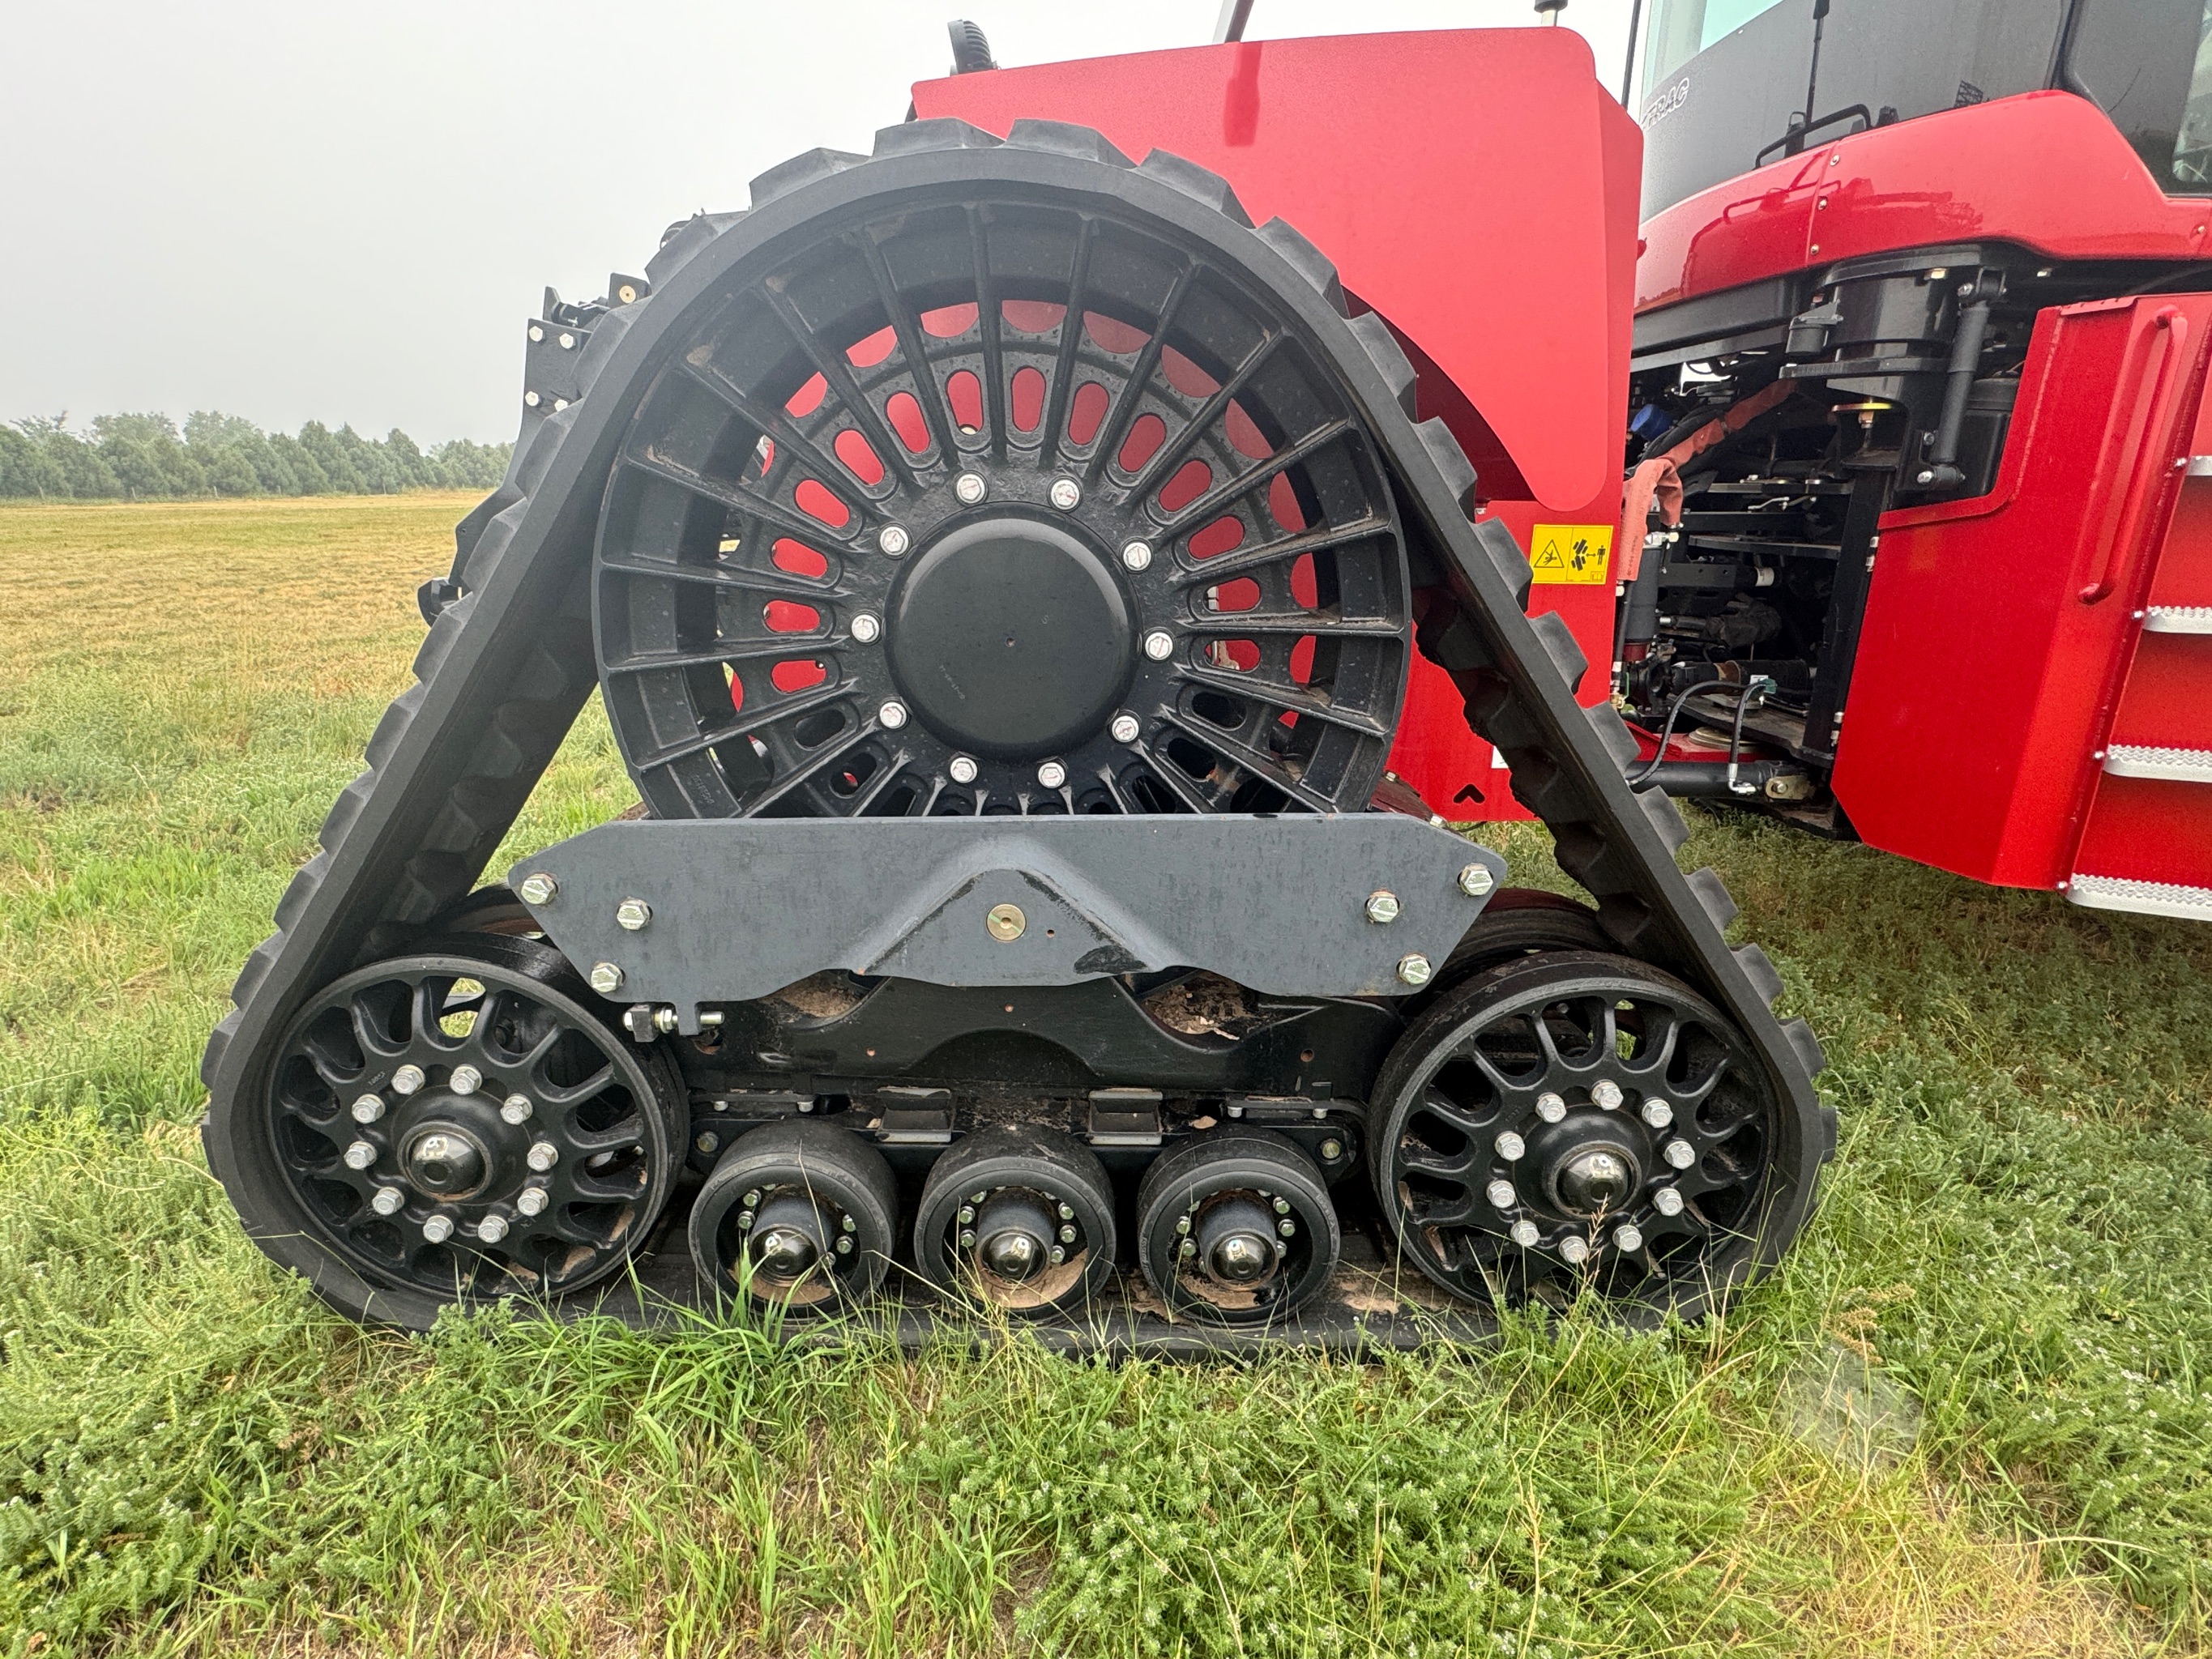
1529,524 -> 1613,585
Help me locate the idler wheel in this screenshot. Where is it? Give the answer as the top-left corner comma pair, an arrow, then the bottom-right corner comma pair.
690,1119 -> 899,1314
913,1124 -> 1117,1316
1135,1128 -> 1339,1326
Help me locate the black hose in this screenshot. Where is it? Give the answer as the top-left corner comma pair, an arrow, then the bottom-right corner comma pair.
1625,676 -> 1774,790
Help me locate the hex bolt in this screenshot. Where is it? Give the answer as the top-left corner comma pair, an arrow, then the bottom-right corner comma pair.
737,1210 -> 756,1230
1036,759 -> 1069,789
957,1205 -> 976,1226
878,525 -> 911,557
351,1094 -> 386,1124
1057,1202 -> 1075,1221
477,1213 -> 510,1244
517,1187 -> 549,1217
391,1064 -> 426,1096
518,872 -> 557,906
969,1190 -> 988,1205
1485,1178 -> 1518,1209
1049,477 -> 1082,510
1142,629 -> 1174,661
695,1132 -> 720,1154
524,390 -> 541,408
949,754 -> 980,784
1663,1139 -> 1697,1171
1110,712 -> 1141,744
501,1094 -> 534,1125
1535,1092 -> 1567,1124
879,700 -> 909,730
1509,1219 -> 1540,1248
1270,1196 -> 1292,1215
1558,1235 -> 1591,1265
528,325 -> 544,342
1318,1137 -> 1343,1161
1121,539 -> 1153,572
558,331 -> 575,350
1180,1238 -> 1198,1259
835,1235 -> 854,1255
1049,1245 -> 1066,1265
1495,1130 -> 1527,1162
959,1229 -> 977,1248
344,1140 -> 378,1171
1591,1079 -> 1623,1111
616,898 -> 653,932
954,472 -> 989,505
851,612 -> 882,644
1641,1098 -> 1674,1129
840,1213 -> 856,1232
588,962 -> 625,996
422,1214 -> 455,1244
371,1186 -> 405,1216
450,1064 -> 483,1096
1059,1224 -> 1078,1243
527,1141 -> 559,1171
1457,863 -> 1495,898
1653,1186 -> 1685,1217
1614,1223 -> 1645,1254
1175,1214 -> 1192,1235
1277,1218 -> 1297,1238
1364,889 -> 1402,925
1396,953 -> 1434,987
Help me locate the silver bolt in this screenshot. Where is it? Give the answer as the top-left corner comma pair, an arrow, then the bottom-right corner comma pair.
1663,1139 -> 1696,1171
851,612 -> 882,644
1142,629 -> 1174,661
695,1132 -> 720,1154
1110,712 -> 1141,744
1614,1223 -> 1645,1253
588,962 -> 625,996
1271,1196 -> 1292,1215
954,472 -> 988,505
422,1213 -> 455,1243
1653,1187 -> 1685,1217
949,755 -> 979,784
1176,1214 -> 1192,1235
1509,1218 -> 1540,1247
391,1064 -> 426,1096
1180,1238 -> 1198,1258
1121,540 -> 1153,572
970,1190 -> 988,1205
517,1186 -> 549,1217
959,1229 -> 977,1248
519,872 -> 557,906
1364,889 -> 1403,925
878,525 -> 911,557
1558,1235 -> 1591,1265
613,898 -> 652,933
1495,1130 -> 1526,1162
528,325 -> 544,343
501,1094 -> 533,1124
343,1140 -> 378,1171
958,1205 -> 975,1226
371,1187 -> 404,1216
1057,1202 -> 1074,1221
477,1213 -> 510,1244
527,1141 -> 559,1172
523,390 -> 541,408
1591,1080 -> 1623,1111
1049,1246 -> 1065,1265
879,700 -> 909,730
742,1189 -> 762,1209
1395,953 -> 1433,987
1485,1179 -> 1518,1209
1277,1218 -> 1296,1238
351,1094 -> 386,1124
558,331 -> 575,350
841,1213 -> 856,1232
1036,759 -> 1067,790
737,1210 -> 755,1230
450,1064 -> 483,1096
1059,1224 -> 1078,1243
1457,863 -> 1495,898
1535,1092 -> 1567,1124
835,1235 -> 854,1255
1049,477 -> 1082,510
1320,1139 -> 1343,1162
1641,1098 -> 1674,1129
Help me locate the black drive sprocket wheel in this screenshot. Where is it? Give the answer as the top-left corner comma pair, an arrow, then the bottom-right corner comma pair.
593,147 -> 1411,818
1369,950 -> 1818,1322
236,934 -> 686,1320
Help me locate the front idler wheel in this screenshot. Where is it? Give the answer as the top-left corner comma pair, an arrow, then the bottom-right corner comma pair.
912,1124 -> 1117,1316
689,1119 -> 899,1314
1135,1128 -> 1339,1325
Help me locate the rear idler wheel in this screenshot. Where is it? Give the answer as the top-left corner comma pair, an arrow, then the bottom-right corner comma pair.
689,1118 -> 899,1314
912,1124 -> 1117,1316
1369,950 -> 1802,1322
1135,1128 -> 1339,1325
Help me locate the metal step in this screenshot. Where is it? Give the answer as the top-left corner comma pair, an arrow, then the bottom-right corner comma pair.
2066,872 -> 2212,920
2144,605 -> 2212,634
2102,743 -> 2212,782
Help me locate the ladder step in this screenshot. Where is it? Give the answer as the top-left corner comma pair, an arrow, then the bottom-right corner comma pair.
2103,744 -> 2212,782
2066,872 -> 2212,920
2144,605 -> 2212,634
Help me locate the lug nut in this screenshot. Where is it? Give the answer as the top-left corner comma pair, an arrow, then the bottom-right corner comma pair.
1485,1179 -> 1518,1209
1641,1098 -> 1674,1129
878,525 -> 911,556
1036,759 -> 1068,790
422,1214 -> 455,1244
1457,863 -> 1495,898
841,1213 -> 856,1232
1663,1139 -> 1696,1170
477,1213 -> 510,1244
1614,1223 -> 1645,1253
1277,1218 -> 1296,1238
949,754 -> 979,784
516,1187 -> 549,1217
1495,1130 -> 1526,1162
1591,1080 -> 1623,1111
527,1141 -> 559,1171
391,1064 -> 426,1096
502,1094 -> 533,1124
1509,1218 -> 1540,1247
1057,1202 -> 1075,1221
1049,1245 -> 1066,1265
737,1210 -> 756,1230
351,1094 -> 386,1124
1142,629 -> 1174,661
615,898 -> 652,932
1364,889 -> 1402,924
959,1229 -> 977,1248
970,1190 -> 988,1205
954,472 -> 988,505
1272,1196 -> 1292,1215
1180,1238 -> 1198,1258
1535,1092 -> 1567,1124
958,1205 -> 975,1225
1176,1214 -> 1192,1235
1110,712 -> 1141,744
450,1064 -> 483,1095
1395,953 -> 1433,987
1059,1224 -> 1078,1243
878,700 -> 909,730
344,1140 -> 378,1171
1558,1235 -> 1591,1265
742,1189 -> 762,1209
1653,1186 -> 1685,1217
1048,477 -> 1082,510
588,962 -> 625,996
371,1186 -> 404,1216
850,612 -> 882,644
835,1235 -> 854,1255
519,872 -> 557,906
1121,540 -> 1153,572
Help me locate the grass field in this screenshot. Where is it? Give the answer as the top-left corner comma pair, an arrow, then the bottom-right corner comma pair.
2,493 -> 2209,1657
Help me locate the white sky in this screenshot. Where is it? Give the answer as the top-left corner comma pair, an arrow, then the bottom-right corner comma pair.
0,1 -> 1635,445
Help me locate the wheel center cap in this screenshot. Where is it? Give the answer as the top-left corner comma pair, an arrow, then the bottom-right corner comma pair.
404,1124 -> 489,1198
1556,1146 -> 1637,1216
887,514 -> 1133,759
974,1192 -> 1056,1281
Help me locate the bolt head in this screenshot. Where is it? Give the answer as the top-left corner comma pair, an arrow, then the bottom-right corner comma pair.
1485,1178 -> 1518,1209
878,524 -> 911,557
1558,1235 -> 1591,1265
1495,1130 -> 1526,1162
1049,1246 -> 1065,1265
588,962 -> 625,996
958,1205 -> 975,1225
527,1141 -> 559,1172
391,1064 -> 426,1096
344,1140 -> 378,1171
1175,1214 -> 1192,1235
1057,1202 -> 1075,1221
1614,1224 -> 1645,1254
835,1235 -> 854,1255
1277,1218 -> 1297,1238
1142,629 -> 1174,661
519,872 -> 557,906
737,1211 -> 755,1230
1121,540 -> 1153,571
742,1189 -> 762,1209
1457,863 -> 1495,898
501,1094 -> 533,1125
878,700 -> 909,730
477,1213 -> 510,1244
517,1187 -> 549,1217
1641,1098 -> 1674,1129
970,1190 -> 988,1205
1110,712 -> 1141,744
371,1187 -> 404,1216
1036,759 -> 1068,790
1048,477 -> 1082,510
1395,953 -> 1433,987
523,390 -> 540,407
1591,1079 -> 1623,1111
1535,1092 -> 1567,1124
351,1094 -> 386,1124
947,754 -> 979,785
851,612 -> 881,644
1509,1218 -> 1540,1247
1653,1186 -> 1685,1217
615,898 -> 653,932
695,1132 -> 720,1154
959,1230 -> 977,1248
450,1064 -> 483,1096
1272,1196 -> 1292,1215
1059,1224 -> 1078,1243
1663,1138 -> 1696,1170
841,1213 -> 856,1232
422,1214 -> 455,1243
1364,889 -> 1403,925
528,325 -> 544,342
954,472 -> 988,505
1320,1138 -> 1344,1162
558,331 -> 575,350
985,902 -> 1026,942
1179,1238 -> 1197,1258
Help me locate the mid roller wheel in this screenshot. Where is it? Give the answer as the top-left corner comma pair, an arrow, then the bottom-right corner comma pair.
912,1124 -> 1117,1316
1135,1128 -> 1339,1325
689,1119 -> 899,1314
1370,950 -> 1813,1321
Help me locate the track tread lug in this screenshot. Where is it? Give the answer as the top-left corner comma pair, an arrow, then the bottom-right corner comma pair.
873,117 -> 1003,158
1638,786 -> 1691,852
1343,313 -> 1417,416
1529,611 -> 1587,691
272,853 -> 330,931
1732,942 -> 1786,1006
1005,119 -> 1133,166
1471,517 -> 1533,606
1583,701 -> 1639,766
646,211 -> 746,288
319,774 -> 376,853
1253,218 -> 1346,312
411,596 -> 474,683
1783,1017 -> 1828,1081
1685,866 -> 1740,932
1136,148 -> 1253,225
363,684 -> 425,770
1414,417 -> 1478,517
749,147 -> 868,208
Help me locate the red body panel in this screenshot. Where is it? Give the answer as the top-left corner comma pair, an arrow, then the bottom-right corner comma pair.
915,31 -> 1642,820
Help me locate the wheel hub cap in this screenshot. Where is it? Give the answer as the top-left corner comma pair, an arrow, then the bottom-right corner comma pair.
1554,1144 -> 1638,1217
972,1191 -> 1057,1281
404,1124 -> 489,1198
749,1195 -> 830,1279
1195,1196 -> 1279,1286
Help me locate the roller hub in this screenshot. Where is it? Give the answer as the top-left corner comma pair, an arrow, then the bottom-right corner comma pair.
1194,1196 -> 1279,1286
402,1124 -> 490,1199
971,1189 -> 1058,1282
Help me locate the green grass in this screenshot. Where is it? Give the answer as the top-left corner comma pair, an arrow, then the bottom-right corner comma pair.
1,495 -> 2207,1657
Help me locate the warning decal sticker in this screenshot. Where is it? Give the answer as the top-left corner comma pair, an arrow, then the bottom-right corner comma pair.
1528,523 -> 1613,585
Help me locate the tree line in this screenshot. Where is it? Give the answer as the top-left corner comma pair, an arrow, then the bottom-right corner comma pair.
0,412 -> 511,501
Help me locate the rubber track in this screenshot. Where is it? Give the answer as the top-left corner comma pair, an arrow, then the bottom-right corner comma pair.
203,117 -> 1830,1320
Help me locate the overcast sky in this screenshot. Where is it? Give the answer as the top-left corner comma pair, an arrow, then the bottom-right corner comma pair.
2,2 -> 1634,446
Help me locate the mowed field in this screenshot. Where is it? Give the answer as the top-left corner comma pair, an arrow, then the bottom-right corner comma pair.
2,493 -> 2209,1657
